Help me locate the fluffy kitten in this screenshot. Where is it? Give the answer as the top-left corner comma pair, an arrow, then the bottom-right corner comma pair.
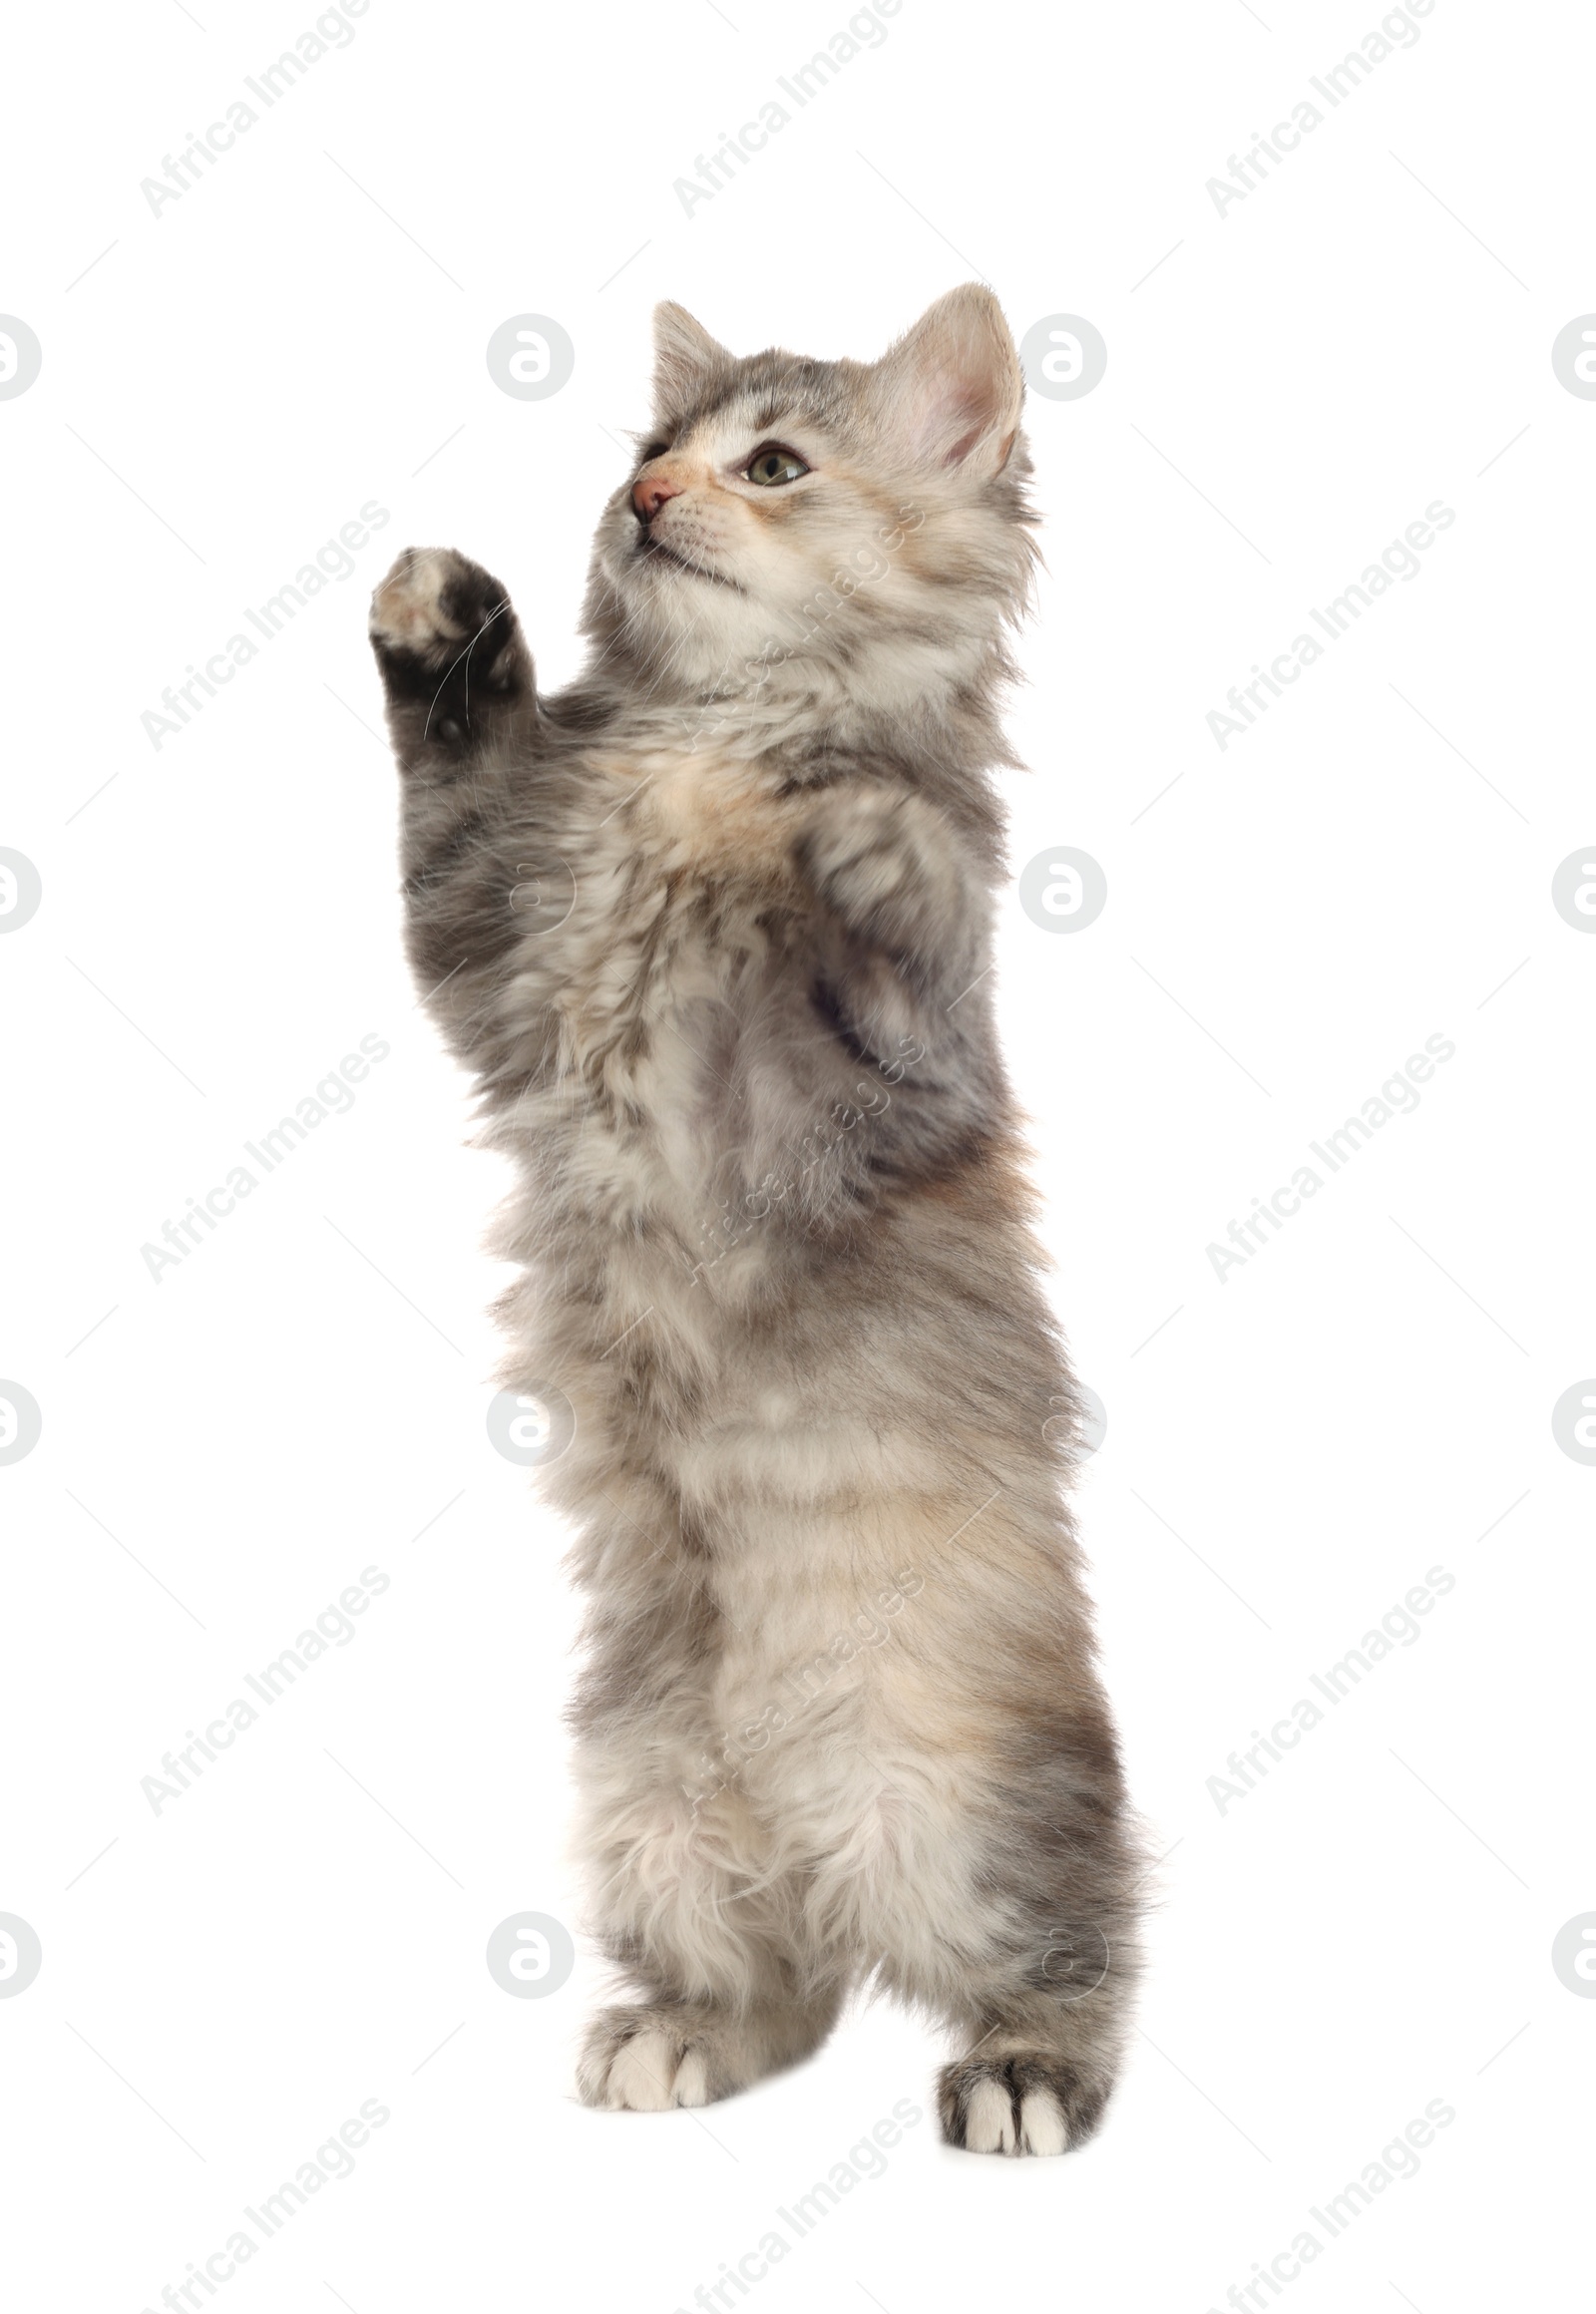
369,286 -> 1145,2155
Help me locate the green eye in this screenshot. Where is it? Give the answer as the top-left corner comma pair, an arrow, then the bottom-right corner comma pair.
745,444 -> 809,487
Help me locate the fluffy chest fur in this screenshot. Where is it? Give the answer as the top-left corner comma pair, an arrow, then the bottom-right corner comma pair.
500,738 -> 882,1269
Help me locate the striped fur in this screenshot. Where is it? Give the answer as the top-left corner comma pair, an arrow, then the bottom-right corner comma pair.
370,288 -> 1145,2153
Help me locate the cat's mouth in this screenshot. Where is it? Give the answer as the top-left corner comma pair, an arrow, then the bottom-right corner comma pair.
635,533 -> 741,591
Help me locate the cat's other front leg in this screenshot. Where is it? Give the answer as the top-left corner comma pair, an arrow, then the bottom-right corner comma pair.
792,782 -> 1004,1193
797,783 -> 987,1023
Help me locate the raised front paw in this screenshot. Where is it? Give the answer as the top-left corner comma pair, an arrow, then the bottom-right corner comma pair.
369,546 -> 531,747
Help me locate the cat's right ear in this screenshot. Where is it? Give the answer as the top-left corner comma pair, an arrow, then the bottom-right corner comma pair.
868,284 -> 1023,480
650,302 -> 733,424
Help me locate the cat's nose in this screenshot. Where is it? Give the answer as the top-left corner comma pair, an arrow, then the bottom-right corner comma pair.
632,470 -> 684,524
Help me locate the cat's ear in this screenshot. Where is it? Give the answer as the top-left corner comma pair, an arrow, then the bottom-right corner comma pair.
869,284 -> 1022,478
651,302 -> 733,423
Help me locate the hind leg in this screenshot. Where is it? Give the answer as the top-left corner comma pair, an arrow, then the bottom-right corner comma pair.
875,1702 -> 1145,2155
929,1838 -> 1143,2155
936,1975 -> 1131,2156
578,1984 -> 848,2113
574,1747 -> 848,2113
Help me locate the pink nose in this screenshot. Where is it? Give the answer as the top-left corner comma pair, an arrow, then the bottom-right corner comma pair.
632,470 -> 684,522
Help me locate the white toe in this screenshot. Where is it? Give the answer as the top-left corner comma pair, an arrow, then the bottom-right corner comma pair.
1018,2090 -> 1068,2155
672,2049 -> 710,2108
965,2078 -> 1016,2153
605,2030 -> 678,2111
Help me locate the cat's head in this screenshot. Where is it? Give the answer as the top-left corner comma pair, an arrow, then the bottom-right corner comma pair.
583,285 -> 1036,722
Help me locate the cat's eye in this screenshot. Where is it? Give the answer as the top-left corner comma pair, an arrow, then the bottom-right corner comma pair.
744,444 -> 809,487
638,441 -> 670,464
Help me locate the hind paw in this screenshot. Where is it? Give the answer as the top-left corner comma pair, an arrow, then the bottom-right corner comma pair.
937,2054 -> 1108,2157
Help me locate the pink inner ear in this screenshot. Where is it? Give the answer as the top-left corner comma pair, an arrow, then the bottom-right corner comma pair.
904,369 -> 1002,468
933,384 -> 999,467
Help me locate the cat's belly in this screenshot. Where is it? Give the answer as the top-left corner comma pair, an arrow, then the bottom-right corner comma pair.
681,1575 -> 1004,1985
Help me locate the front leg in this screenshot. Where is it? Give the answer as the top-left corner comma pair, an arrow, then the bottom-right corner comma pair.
797,783 -> 986,1022
370,545 -> 534,774
369,548 -> 537,1052
790,782 -> 1004,1197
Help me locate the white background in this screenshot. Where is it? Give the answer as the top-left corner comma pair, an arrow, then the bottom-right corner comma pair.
2,1 -> 1591,2307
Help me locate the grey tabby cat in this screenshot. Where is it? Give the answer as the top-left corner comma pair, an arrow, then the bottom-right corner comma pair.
369,286 -> 1145,2155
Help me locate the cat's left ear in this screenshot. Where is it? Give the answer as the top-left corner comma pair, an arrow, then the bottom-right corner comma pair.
868,284 -> 1022,478
651,302 -> 733,423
